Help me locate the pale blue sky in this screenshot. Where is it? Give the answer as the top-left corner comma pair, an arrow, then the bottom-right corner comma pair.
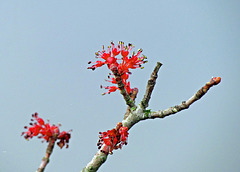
0,0 -> 240,172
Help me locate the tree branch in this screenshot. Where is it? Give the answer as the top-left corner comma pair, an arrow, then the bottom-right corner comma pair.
81,148 -> 108,172
81,69 -> 221,172
124,88 -> 139,119
81,87 -> 139,172
37,137 -> 57,172
111,66 -> 137,109
146,77 -> 221,119
141,62 -> 162,109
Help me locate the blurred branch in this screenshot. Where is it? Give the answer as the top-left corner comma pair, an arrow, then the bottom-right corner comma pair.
37,137 -> 57,172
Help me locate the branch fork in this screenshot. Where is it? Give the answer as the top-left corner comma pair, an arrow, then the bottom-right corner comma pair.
82,62 -> 221,172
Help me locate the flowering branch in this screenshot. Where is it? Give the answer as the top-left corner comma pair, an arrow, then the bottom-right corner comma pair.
22,113 -> 71,172
88,41 -> 147,109
83,42 -> 222,172
110,66 -> 136,109
84,50 -> 221,171
82,122 -> 128,172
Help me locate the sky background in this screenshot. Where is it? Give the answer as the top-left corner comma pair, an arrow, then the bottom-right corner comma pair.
0,0 -> 240,172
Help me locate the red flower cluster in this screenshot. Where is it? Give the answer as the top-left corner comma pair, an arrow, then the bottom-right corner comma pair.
97,122 -> 129,155
22,113 -> 71,149
88,41 -> 147,95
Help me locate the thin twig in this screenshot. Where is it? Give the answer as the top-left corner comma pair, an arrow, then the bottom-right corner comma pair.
146,77 -> 221,119
111,67 -> 136,109
141,62 -> 162,109
124,88 -> 139,119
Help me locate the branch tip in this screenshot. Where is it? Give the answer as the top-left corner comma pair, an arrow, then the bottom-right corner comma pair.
141,62 -> 162,109
145,76 -> 221,119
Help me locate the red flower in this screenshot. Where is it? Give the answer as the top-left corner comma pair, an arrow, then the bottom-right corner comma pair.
22,113 -> 71,149
111,41 -> 121,56
120,42 -> 134,58
119,126 -> 129,143
88,41 -> 147,96
97,122 -> 129,155
119,49 -> 147,74
101,86 -> 118,95
57,131 -> 71,149
88,44 -> 118,71
87,61 -> 105,70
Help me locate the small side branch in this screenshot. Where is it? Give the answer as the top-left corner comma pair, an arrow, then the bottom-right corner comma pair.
124,88 -> 139,119
141,62 -> 162,109
37,137 -> 57,172
111,67 -> 136,109
147,77 -> 221,119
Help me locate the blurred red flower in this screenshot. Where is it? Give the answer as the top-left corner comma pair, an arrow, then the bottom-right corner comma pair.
22,113 -> 71,149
